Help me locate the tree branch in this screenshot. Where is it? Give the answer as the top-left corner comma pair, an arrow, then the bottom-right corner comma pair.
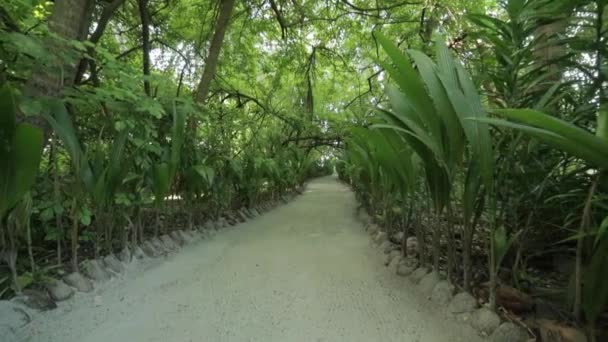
339,0 -> 422,12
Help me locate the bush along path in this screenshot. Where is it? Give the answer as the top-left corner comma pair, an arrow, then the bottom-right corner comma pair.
1,186 -> 304,341
337,26 -> 605,342
9,176 -> 484,342
356,208 -> 532,342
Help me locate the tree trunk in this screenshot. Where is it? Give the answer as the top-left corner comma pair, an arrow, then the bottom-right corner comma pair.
26,219 -> 35,273
194,0 -> 236,105
0,218 -> 20,294
530,6 -> 575,98
29,0 -> 95,90
574,176 -> 599,320
51,138 -> 64,267
137,0 -> 152,96
25,0 -> 95,135
74,0 -> 126,84
70,199 -> 80,272
432,214 -> 441,271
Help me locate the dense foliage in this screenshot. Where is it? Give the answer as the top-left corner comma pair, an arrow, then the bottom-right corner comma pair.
336,0 -> 607,338
1,0 -> 607,339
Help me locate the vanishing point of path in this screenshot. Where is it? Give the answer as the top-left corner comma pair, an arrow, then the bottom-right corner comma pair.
22,177 -> 482,342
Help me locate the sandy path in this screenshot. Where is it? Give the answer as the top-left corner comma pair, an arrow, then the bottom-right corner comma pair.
18,176 -> 482,342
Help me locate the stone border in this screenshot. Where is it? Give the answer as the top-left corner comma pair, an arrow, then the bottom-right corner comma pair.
0,186 -> 305,340
356,210 -> 530,342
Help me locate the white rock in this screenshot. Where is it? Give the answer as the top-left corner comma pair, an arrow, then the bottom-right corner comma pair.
238,210 -> 249,221
418,271 -> 440,296
83,259 -> 111,282
385,250 -> 401,266
45,279 -> 74,301
490,322 -> 528,342
141,241 -> 159,257
406,236 -> 418,256
396,263 -> 416,277
17,289 -> 56,310
64,272 -> 93,293
409,267 -> 429,284
379,240 -> 392,253
169,231 -> 185,246
470,308 -> 501,335
179,230 -> 195,243
388,254 -> 402,272
392,231 -> 404,243
431,280 -> 455,305
103,254 -> 125,274
448,292 -> 478,314
160,234 -> 179,251
119,247 -> 132,263
203,220 -> 216,230
151,237 -> 167,253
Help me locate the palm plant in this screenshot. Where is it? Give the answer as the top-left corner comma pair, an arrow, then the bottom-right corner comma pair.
467,0 -> 575,109
346,127 -> 420,253
149,103 -> 186,236
479,106 -> 608,337
184,160 -> 216,228
374,32 -> 495,291
44,100 -> 129,266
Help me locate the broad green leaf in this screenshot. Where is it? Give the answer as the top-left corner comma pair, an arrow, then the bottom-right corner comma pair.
495,108 -> 608,157
13,123 -> 44,202
477,114 -> 608,169
0,86 -> 44,217
43,100 -> 95,191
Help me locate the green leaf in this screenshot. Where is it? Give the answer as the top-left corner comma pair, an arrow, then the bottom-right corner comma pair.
53,203 -> 64,215
79,207 -> 91,226
0,85 -> 44,217
192,165 -> 215,186
43,100 -> 95,191
494,225 -> 508,269
476,113 -> 608,169
15,272 -> 33,290
494,226 -> 521,270
375,32 -> 442,141
408,49 -> 464,168
436,38 -> 494,191
0,84 -> 18,216
40,207 -> 54,221
496,108 -> 608,157
13,123 -> 44,200
595,216 -> 608,248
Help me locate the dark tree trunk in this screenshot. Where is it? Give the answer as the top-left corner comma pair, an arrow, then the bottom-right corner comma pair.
31,0 -> 95,92
74,0 -> 126,84
138,0 -> 152,96
26,0 -> 95,134
194,0 -> 236,105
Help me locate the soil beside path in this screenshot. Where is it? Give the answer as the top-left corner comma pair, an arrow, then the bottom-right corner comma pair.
19,176 -> 482,342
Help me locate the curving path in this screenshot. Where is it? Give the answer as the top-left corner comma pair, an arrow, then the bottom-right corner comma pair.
20,176 -> 482,342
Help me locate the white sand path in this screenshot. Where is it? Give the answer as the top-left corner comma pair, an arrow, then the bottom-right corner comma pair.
18,176 -> 482,342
